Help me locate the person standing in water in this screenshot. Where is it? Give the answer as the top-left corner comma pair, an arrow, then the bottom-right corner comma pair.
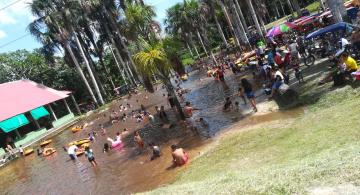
223,97 -> 233,111
239,78 -> 258,112
134,131 -> 144,149
85,146 -> 98,167
171,145 -> 189,166
183,102 -> 200,118
68,144 -> 78,161
149,142 -> 161,161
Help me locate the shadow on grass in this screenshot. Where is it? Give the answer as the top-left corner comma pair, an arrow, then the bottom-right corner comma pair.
273,59 -> 360,110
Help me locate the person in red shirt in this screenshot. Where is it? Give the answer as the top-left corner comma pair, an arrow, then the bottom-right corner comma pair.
274,51 -> 283,67
216,66 -> 225,82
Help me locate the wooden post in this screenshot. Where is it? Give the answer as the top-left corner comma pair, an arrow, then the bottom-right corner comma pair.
63,99 -> 72,114
48,104 -> 57,121
71,94 -> 81,115
14,129 -> 21,139
34,119 -> 41,129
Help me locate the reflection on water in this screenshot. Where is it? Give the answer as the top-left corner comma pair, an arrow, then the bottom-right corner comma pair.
0,70 -> 303,194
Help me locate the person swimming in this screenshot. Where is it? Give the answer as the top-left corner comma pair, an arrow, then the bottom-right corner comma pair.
107,132 -> 123,149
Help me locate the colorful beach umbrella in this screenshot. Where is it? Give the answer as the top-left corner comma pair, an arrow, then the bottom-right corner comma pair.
266,22 -> 297,37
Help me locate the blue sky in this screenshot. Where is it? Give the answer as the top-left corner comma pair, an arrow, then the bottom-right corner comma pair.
0,0 -> 183,53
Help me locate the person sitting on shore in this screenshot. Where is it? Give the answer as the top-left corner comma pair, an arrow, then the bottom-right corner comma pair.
171,144 -> 189,166
340,52 -> 358,77
268,67 -> 285,99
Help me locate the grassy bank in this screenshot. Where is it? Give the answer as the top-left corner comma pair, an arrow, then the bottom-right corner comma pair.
144,78 -> 360,193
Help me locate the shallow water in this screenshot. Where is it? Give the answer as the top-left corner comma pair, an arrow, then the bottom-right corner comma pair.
0,69 -> 303,194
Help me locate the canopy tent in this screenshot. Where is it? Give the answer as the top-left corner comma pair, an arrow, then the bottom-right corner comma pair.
0,114 -> 29,133
0,80 -> 71,122
305,22 -> 349,39
30,106 -> 50,120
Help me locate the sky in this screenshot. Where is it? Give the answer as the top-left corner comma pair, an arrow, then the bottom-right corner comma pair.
0,0 -> 183,53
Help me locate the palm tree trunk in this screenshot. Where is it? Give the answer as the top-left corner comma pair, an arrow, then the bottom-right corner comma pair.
214,12 -> 229,48
186,42 -> 194,57
162,78 -> 185,120
74,31 -> 105,105
218,0 -> 241,47
234,0 -> 250,35
189,33 -> 200,58
259,16 -> 267,34
64,42 -> 98,105
98,54 -> 116,90
326,0 -> 346,22
291,0 -> 301,17
77,34 -> 108,97
102,5 -> 140,82
196,30 -> 209,57
274,2 -> 281,18
286,0 -> 295,17
231,1 -> 249,45
109,43 -> 132,87
280,1 -> 286,16
246,0 -> 264,37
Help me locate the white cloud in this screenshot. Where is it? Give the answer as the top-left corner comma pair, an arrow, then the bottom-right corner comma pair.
0,30 -> 7,39
0,12 -> 17,25
0,0 -> 34,25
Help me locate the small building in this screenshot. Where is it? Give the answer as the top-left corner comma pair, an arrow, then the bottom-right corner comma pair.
0,80 -> 81,155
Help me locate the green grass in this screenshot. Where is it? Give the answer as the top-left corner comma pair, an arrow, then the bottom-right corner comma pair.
306,1 -> 321,14
144,82 -> 360,194
265,1 -> 321,29
182,57 -> 195,66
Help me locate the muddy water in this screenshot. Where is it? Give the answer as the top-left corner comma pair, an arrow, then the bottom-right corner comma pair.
0,69 -> 303,194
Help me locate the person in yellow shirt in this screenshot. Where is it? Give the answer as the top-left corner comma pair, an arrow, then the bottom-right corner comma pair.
340,52 -> 358,72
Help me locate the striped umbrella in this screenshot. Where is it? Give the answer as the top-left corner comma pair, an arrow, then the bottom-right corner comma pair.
266,22 -> 297,37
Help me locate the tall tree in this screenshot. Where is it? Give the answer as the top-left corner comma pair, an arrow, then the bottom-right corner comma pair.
29,0 -> 99,105
133,40 -> 185,120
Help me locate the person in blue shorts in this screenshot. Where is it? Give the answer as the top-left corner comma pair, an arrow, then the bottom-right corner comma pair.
239,78 -> 258,112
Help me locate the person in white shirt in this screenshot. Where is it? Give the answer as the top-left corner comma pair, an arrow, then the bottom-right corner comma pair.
67,145 -> 78,161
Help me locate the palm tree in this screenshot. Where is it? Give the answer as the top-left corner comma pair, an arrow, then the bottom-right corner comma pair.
218,0 -> 241,47
29,0 -> 99,105
162,36 -> 186,76
59,0 -> 105,105
133,40 -> 185,120
202,0 -> 229,48
234,0 -> 249,36
245,0 -> 264,37
100,1 -> 141,83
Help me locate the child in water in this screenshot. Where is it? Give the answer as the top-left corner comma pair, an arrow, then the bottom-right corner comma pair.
149,142 -> 161,161
103,143 -> 110,153
85,146 -> 98,167
223,97 -> 233,111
